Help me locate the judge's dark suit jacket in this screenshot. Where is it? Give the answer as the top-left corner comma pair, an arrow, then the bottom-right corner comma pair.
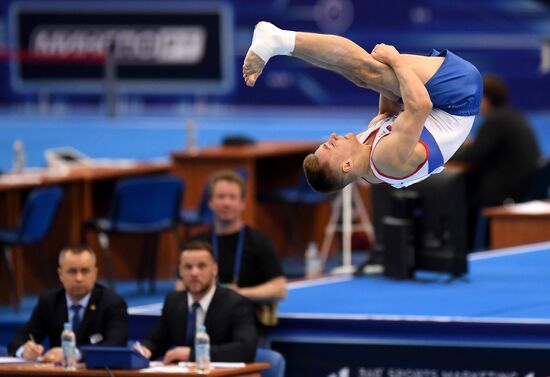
142,286 -> 258,362
452,107 -> 541,206
8,284 -> 128,355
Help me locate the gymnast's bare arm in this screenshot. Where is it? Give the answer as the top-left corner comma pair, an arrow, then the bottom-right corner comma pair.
369,44 -> 432,176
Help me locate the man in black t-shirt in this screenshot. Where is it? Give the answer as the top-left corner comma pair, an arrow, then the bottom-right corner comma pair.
188,170 -> 287,325
193,227 -> 285,297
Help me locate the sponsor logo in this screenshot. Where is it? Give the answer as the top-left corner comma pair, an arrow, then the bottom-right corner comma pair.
30,25 -> 207,64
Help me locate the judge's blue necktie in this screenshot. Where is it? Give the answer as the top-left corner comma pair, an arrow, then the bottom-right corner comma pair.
184,302 -> 201,346
70,304 -> 82,334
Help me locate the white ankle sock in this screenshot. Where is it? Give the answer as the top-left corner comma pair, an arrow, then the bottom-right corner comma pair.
249,22 -> 296,63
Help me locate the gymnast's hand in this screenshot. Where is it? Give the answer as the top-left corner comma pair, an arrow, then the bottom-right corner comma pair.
371,43 -> 401,66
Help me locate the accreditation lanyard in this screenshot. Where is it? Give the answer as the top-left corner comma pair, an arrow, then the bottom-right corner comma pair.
211,226 -> 246,285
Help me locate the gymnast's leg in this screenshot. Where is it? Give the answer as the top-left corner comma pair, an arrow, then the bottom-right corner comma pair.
242,21 -> 400,100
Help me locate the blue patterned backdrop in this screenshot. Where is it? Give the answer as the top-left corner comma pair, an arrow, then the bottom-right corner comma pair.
1,0 -> 549,110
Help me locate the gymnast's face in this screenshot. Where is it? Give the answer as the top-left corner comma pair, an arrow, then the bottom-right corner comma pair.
314,133 -> 361,172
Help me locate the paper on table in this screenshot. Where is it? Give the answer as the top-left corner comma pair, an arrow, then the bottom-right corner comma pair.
211,362 -> 246,368
178,361 -> 246,369
505,200 -> 550,214
0,174 -> 43,185
140,363 -> 188,373
90,159 -> 138,167
0,357 -> 28,364
140,361 -> 247,373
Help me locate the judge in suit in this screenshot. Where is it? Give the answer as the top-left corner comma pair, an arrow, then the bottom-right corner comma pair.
8,245 -> 128,362
138,240 -> 258,364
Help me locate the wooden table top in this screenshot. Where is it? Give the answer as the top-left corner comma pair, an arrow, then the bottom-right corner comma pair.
0,362 -> 269,377
172,141 -> 319,160
0,162 -> 172,191
483,200 -> 550,217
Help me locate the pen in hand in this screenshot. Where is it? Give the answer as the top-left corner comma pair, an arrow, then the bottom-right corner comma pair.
25,333 -> 44,361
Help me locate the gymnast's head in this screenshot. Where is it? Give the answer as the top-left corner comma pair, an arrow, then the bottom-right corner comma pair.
303,132 -> 363,193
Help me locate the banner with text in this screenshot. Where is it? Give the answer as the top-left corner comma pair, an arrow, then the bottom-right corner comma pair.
9,2 -> 233,94
273,341 -> 550,377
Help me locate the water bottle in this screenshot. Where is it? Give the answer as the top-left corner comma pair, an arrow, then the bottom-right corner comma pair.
195,325 -> 210,373
12,139 -> 25,174
61,322 -> 77,370
305,242 -> 322,278
185,119 -> 199,154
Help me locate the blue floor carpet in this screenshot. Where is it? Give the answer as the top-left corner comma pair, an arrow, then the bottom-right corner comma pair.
279,243 -> 550,321
3,244 -> 550,347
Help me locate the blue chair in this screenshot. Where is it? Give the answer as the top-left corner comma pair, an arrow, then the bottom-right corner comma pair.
180,184 -> 213,240
0,185 -> 63,308
255,348 -> 285,377
83,175 -> 183,291
0,345 -> 7,357
259,171 -> 334,253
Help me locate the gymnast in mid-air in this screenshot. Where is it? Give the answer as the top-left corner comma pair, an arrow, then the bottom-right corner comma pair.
243,22 -> 482,193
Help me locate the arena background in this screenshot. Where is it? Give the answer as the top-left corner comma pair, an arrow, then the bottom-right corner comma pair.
1,1 -> 550,376
0,0 -> 549,171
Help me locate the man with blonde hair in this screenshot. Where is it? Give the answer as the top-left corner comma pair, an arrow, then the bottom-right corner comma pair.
188,169 -> 286,330
243,22 -> 482,193
193,170 -> 286,303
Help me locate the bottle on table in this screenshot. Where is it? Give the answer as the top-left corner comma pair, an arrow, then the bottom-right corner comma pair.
195,324 -> 210,373
61,322 -> 77,370
12,139 -> 25,174
185,118 -> 199,155
305,241 -> 322,278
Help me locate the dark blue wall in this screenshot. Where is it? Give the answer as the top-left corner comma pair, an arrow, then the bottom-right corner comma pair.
1,0 -> 549,110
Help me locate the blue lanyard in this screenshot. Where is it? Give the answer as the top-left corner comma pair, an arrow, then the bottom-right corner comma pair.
211,226 -> 246,285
